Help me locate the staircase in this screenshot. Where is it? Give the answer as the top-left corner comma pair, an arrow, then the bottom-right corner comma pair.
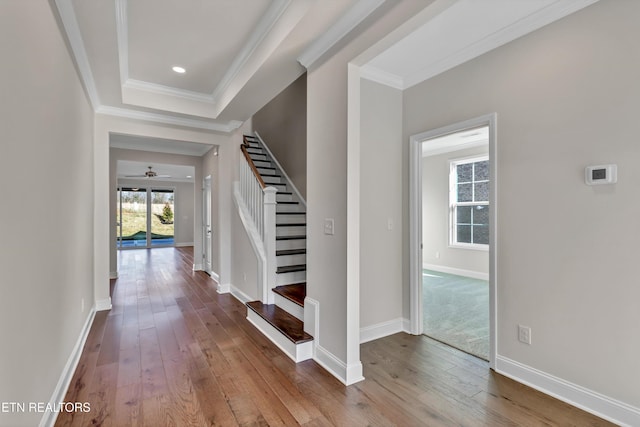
239,134 -> 312,362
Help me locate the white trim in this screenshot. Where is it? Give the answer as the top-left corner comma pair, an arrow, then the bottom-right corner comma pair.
53,0 -> 100,109
360,318 -> 405,344
496,356 -> 640,427
274,293 -> 304,321
210,271 -> 220,283
254,132 -> 306,208
410,113 -> 497,369
297,0 -> 387,68
193,263 -> 204,271
246,309 -> 313,362
359,65 -> 404,90
175,242 -> 194,247
422,264 -> 488,281
40,308 -> 96,427
217,283 -> 231,294
109,271 -> 118,280
229,284 -> 253,304
96,106 -> 242,133
95,298 -> 112,311
114,0 -> 129,85
124,79 -> 214,103
211,0 -> 292,102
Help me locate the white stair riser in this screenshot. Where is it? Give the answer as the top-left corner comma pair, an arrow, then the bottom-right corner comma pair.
276,214 -> 306,224
246,310 -> 312,362
274,294 -> 304,321
276,270 -> 306,286
276,253 -> 306,267
276,193 -> 293,202
253,160 -> 272,168
257,167 -> 275,174
276,239 -> 306,251
276,226 -> 306,237
263,176 -> 282,184
250,154 -> 268,161
276,204 -> 304,213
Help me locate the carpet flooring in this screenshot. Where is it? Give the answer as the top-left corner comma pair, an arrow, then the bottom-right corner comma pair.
423,269 -> 489,360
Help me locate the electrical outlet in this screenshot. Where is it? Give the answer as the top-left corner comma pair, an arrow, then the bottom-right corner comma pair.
518,325 -> 532,345
81,298 -> 85,313
243,273 -> 247,282
387,218 -> 393,230
435,251 -> 440,259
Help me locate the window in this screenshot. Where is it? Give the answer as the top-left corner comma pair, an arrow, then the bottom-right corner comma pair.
450,156 -> 489,248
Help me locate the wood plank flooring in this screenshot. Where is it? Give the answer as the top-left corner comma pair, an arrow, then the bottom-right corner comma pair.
55,247 -> 614,426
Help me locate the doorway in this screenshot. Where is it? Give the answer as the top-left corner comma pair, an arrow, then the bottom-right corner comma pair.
117,187 -> 175,248
203,176 -> 212,275
409,114 -> 497,367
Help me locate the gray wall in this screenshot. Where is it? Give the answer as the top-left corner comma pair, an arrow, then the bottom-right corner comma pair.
117,178 -> 195,246
0,2 -> 95,426
422,146 -> 489,276
359,79 -> 404,329
253,73 -> 307,199
402,0 -> 640,408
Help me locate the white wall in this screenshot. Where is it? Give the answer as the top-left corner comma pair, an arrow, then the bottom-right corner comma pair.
403,0 -> 640,411
0,2 -> 95,426
422,146 -> 489,277
117,178 -> 195,246
359,79 -> 403,330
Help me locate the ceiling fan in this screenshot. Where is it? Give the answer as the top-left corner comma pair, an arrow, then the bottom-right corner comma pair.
125,166 -> 170,179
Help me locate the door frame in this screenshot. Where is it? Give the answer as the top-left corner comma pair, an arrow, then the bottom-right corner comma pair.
203,175 -> 212,275
409,113 -> 497,368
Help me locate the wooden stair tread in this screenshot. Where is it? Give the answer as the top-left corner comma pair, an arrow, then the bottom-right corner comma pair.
276,212 -> 304,215
276,223 -> 306,227
276,264 -> 306,274
246,301 -> 312,344
276,248 -> 306,256
273,284 -> 306,307
277,201 -> 298,205
276,235 -> 306,241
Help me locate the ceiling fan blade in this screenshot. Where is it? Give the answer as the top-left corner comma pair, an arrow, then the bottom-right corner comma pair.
155,174 -> 171,178
124,174 -> 146,177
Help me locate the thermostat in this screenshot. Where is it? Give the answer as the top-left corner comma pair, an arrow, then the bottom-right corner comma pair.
585,164 -> 617,185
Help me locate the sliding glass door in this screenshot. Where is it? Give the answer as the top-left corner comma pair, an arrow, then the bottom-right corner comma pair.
150,189 -> 175,246
117,187 -> 174,249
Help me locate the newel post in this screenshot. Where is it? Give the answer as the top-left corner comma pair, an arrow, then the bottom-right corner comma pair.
263,186 -> 278,305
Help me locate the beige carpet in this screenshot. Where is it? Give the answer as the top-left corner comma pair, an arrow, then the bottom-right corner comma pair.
423,270 -> 489,360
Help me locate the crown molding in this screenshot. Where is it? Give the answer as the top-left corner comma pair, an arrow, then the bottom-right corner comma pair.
124,79 -> 215,103
297,0 -> 387,69
402,0 -> 600,89
359,65 -> 403,90
96,106 -> 242,133
211,0 -> 291,102
54,0 -> 101,109
115,0 -> 129,84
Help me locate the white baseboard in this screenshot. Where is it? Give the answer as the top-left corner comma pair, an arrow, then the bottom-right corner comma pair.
193,263 -> 203,271
217,283 -> 231,294
210,271 -> 220,282
40,308 -> 96,427
496,356 -> 640,427
95,298 -> 112,311
229,284 -> 253,304
360,317 -> 406,343
423,263 -> 489,281
402,318 -> 412,333
175,242 -> 194,247
246,310 -> 313,363
109,271 -> 118,279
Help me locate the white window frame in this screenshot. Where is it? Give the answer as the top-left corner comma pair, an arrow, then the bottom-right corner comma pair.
449,155 -> 489,250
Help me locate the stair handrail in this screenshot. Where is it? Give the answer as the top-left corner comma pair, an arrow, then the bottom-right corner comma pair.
241,141 -> 266,189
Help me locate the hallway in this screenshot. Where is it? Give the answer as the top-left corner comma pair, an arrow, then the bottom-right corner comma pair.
55,248 -> 613,426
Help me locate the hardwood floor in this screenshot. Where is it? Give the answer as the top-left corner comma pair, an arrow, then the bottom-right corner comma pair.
55,247 -> 614,426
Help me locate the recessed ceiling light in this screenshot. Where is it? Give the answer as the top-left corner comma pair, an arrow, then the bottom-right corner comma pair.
186,175 -> 192,179
172,66 -> 186,74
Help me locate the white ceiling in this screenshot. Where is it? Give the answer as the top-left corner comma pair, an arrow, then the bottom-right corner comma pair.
54,0 -> 598,160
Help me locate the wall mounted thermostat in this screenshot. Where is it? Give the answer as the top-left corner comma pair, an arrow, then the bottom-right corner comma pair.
585,164 -> 617,185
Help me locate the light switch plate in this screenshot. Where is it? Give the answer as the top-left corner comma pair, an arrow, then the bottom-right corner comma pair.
324,218 -> 334,235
